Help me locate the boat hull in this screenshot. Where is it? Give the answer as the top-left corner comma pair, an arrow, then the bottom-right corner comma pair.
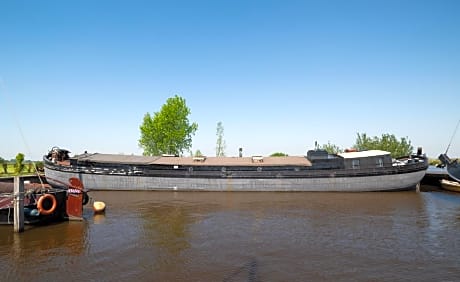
0,178 -> 88,224
0,190 -> 68,225
440,179 -> 460,192
45,167 -> 426,192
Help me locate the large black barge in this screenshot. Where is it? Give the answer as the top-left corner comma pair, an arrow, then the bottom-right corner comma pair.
44,147 -> 428,192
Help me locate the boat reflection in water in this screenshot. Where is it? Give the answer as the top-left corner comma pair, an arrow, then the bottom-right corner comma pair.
2,190 -> 460,281
4,220 -> 88,267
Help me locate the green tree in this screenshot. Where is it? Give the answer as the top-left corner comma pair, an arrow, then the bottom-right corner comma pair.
35,161 -> 44,172
0,157 -> 6,174
194,150 -> 204,157
320,141 -> 343,154
139,95 -> 198,156
216,121 -> 226,157
14,153 -> 25,174
429,158 -> 442,166
354,133 -> 413,158
270,152 -> 288,157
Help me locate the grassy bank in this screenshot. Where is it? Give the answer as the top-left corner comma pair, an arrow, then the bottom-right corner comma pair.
0,162 -> 44,177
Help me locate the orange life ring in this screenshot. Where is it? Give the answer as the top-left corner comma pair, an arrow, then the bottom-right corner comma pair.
37,194 -> 57,215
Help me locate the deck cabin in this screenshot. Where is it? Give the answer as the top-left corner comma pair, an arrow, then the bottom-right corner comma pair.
338,150 -> 392,170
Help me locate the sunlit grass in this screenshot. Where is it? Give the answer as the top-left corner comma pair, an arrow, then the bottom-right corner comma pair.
0,163 -> 43,177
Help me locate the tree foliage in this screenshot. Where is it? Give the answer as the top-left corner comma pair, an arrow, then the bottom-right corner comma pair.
216,121 -> 226,157
194,150 -> 204,157
15,153 -> 25,174
139,95 -> 198,156
320,141 -> 343,154
0,157 -> 6,174
353,133 -> 413,158
270,152 -> 288,157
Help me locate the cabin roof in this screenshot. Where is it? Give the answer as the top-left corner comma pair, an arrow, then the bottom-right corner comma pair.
74,154 -> 160,164
154,156 -> 312,166
338,150 -> 390,159
73,154 -> 312,166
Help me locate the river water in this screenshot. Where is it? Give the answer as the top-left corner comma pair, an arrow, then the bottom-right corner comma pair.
1,188 -> 460,281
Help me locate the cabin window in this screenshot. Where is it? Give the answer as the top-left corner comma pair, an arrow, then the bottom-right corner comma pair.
352,159 -> 360,169
376,158 -> 384,168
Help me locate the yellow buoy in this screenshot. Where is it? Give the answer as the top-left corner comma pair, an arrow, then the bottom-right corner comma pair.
93,201 -> 106,214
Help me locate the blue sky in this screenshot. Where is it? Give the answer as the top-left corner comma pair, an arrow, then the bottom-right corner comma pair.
1,0 -> 459,160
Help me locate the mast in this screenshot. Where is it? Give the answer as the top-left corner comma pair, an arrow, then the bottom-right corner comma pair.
445,119 -> 460,154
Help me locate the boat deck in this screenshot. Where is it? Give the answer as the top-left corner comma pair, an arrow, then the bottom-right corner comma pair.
0,182 -> 52,209
70,154 -> 313,167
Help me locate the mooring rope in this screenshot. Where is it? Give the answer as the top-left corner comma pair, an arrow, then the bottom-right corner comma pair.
0,77 -> 46,187
445,119 -> 460,154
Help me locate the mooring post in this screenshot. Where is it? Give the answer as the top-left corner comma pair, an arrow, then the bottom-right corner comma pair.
14,176 -> 24,233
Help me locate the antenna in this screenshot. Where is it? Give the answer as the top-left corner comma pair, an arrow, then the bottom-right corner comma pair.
445,119 -> 460,154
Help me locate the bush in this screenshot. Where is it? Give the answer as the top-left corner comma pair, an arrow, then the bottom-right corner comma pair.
270,152 -> 288,157
35,161 -> 44,172
0,157 -> 6,174
14,153 -> 25,174
354,133 -> 413,158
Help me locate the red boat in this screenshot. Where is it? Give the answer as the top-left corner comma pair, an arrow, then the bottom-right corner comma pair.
0,177 -> 89,225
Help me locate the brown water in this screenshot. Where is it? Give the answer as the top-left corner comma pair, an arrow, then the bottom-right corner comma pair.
1,189 -> 460,281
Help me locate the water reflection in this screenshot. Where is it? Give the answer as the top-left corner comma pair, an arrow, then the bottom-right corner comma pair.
92,213 -> 106,224
142,203 -> 190,254
0,221 -> 88,281
1,190 -> 460,281
2,221 -> 87,259
419,191 -> 460,258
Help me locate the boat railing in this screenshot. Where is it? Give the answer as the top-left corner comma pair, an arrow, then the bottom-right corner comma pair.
45,157 -> 428,179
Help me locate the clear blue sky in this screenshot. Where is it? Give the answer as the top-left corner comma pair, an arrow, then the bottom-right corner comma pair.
1,0 -> 459,160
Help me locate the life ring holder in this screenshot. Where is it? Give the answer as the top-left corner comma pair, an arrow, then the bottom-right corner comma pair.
37,194 -> 57,215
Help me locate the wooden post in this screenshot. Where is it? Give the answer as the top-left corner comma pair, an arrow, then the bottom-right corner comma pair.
14,176 -> 24,233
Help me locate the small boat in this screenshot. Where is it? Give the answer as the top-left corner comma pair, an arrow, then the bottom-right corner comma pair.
0,177 -> 90,225
440,179 -> 460,192
438,154 -> 460,182
439,119 -> 460,182
44,146 -> 429,192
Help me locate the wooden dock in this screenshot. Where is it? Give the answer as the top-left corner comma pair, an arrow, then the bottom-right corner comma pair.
422,165 -> 448,184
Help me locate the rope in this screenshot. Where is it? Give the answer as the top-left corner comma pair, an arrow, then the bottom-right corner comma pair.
1,192 -> 16,197
0,77 -> 45,185
445,119 -> 460,154
8,205 -> 11,224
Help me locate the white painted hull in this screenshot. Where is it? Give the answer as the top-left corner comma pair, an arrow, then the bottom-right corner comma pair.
45,168 -> 426,192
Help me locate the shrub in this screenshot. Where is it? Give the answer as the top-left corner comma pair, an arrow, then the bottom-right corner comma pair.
14,153 -> 25,174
